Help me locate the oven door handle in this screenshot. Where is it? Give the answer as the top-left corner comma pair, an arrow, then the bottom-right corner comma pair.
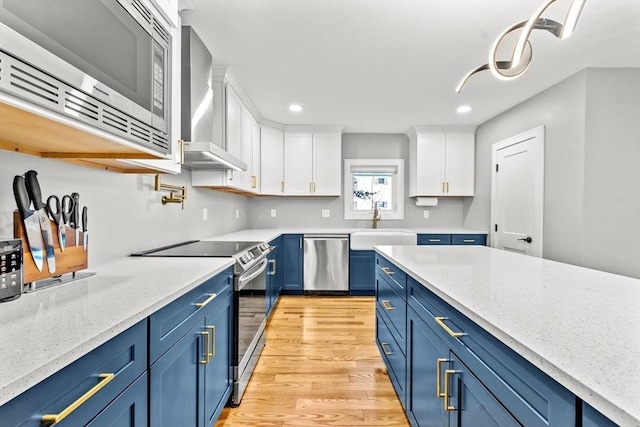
237,258 -> 269,291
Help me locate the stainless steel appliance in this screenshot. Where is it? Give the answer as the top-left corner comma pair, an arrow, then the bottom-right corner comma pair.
0,238 -> 22,302
0,0 -> 171,154
131,240 -> 272,405
303,234 -> 349,294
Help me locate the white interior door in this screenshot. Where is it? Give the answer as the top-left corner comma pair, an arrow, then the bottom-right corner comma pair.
491,126 -> 545,257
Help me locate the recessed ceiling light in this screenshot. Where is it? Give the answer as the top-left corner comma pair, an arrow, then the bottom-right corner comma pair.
289,104 -> 303,112
457,105 -> 472,113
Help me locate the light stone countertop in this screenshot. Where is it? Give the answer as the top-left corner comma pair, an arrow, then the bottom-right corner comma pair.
0,256 -> 235,405
375,245 -> 640,427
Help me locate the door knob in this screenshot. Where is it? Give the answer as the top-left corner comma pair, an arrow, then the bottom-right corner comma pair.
518,237 -> 533,243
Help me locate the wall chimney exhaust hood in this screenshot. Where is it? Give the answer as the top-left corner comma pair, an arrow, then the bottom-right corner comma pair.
181,26 -> 247,171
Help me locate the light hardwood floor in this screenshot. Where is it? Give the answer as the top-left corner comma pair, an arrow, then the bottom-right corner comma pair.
216,296 -> 409,426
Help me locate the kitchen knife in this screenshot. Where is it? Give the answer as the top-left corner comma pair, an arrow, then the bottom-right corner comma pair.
13,175 -> 45,272
25,170 -> 56,274
82,206 -> 88,250
69,192 -> 80,247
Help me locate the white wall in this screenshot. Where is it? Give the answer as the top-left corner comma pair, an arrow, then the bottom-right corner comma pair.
464,68 -> 640,278
247,133 -> 466,229
0,151 -> 250,265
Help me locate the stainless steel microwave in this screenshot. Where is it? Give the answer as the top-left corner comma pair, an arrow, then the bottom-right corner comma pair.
0,0 -> 171,154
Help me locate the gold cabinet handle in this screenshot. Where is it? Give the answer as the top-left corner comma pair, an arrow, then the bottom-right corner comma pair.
207,325 -> 216,358
435,317 -> 466,338
309,182 -> 313,193
442,182 -> 446,193
444,369 -> 460,411
446,182 -> 449,193
381,267 -> 395,275
313,182 -> 316,193
42,373 -> 115,424
381,300 -> 395,311
179,139 -> 185,164
195,293 -> 218,309
436,358 -> 449,398
380,342 -> 394,356
200,331 -> 210,364
281,181 -> 284,193
251,176 -> 257,188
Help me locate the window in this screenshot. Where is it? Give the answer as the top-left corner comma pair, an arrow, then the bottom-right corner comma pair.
344,159 -> 404,220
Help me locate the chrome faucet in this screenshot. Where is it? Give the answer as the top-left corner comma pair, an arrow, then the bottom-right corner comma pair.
372,205 -> 381,229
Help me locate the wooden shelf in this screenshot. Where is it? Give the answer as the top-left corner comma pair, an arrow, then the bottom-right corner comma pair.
0,101 -> 173,173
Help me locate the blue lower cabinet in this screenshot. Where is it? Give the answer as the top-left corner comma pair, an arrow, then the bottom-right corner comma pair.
87,373 -> 148,427
349,250 -> 375,295
582,402 -> 618,427
266,237 -> 282,315
448,352 -> 519,427
0,320 -> 147,427
451,234 -> 487,246
282,234 -> 303,294
417,234 -> 451,245
376,311 -> 406,408
150,294 -> 233,427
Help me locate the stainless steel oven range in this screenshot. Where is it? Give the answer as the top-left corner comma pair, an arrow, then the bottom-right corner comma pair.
131,240 -> 273,405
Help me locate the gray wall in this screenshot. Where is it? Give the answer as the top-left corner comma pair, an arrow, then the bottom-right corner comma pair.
247,133 -> 465,229
0,151 -> 250,265
464,68 -> 640,278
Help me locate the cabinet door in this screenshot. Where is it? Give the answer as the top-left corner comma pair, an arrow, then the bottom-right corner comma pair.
149,322 -> 205,427
260,127 -> 284,195
417,234 -> 452,245
448,352 -> 519,427
203,296 -> 233,427
282,234 -> 303,293
312,133 -> 341,196
284,133 -> 313,195
251,119 -> 261,192
416,134 -> 446,195
406,307 -> 449,427
87,373 -> 148,427
444,134 -> 474,196
349,250 -> 375,295
241,108 -> 253,191
225,85 -> 244,187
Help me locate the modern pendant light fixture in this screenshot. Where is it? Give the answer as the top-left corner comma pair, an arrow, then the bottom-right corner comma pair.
456,0 -> 587,93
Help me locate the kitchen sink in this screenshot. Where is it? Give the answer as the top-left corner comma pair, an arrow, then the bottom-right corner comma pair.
350,230 -> 417,250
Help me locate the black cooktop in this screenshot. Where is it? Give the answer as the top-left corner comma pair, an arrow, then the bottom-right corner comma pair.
131,240 -> 260,257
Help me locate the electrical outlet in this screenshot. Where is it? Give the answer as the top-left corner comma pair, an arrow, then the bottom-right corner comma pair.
202,208 -> 208,221
235,209 -> 240,219
322,209 -> 330,218
270,209 -> 277,217
423,210 -> 429,219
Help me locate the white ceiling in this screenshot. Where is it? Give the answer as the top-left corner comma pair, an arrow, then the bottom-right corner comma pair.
180,0 -> 640,133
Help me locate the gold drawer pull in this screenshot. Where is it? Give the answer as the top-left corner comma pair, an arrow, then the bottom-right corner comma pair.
436,358 -> 449,398
380,342 -> 394,356
207,325 -> 216,358
381,300 -> 395,311
435,317 -> 466,338
200,331 -> 210,364
42,373 -> 115,424
444,369 -> 460,411
195,293 -> 218,309
381,267 -> 395,275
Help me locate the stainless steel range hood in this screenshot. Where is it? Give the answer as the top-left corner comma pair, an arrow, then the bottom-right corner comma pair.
181,26 -> 246,171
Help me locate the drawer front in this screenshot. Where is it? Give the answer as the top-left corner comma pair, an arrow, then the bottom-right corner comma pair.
376,272 -> 406,353
1,320 -> 147,427
87,372 -> 148,426
417,234 -> 452,245
149,267 -> 233,364
408,277 -> 575,427
375,254 -> 406,296
376,311 -> 406,407
451,234 -> 487,246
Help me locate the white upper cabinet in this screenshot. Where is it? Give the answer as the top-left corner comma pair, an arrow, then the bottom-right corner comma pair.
408,127 -> 475,197
250,119 -> 261,193
260,127 -> 284,195
225,85 -> 244,189
283,131 -> 342,196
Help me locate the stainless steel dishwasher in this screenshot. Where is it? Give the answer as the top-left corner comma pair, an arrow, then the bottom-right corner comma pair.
303,234 -> 349,294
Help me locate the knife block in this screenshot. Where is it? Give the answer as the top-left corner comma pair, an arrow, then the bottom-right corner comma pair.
13,211 -> 88,284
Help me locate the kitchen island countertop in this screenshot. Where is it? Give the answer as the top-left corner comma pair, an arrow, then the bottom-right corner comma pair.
0,256 -> 235,405
375,244 -> 640,427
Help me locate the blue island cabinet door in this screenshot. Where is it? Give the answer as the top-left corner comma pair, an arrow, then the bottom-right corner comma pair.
87,373 -> 148,427
150,321 -> 205,427
448,352 -> 519,427
349,250 -> 375,295
406,307 -> 449,427
204,296 -> 233,426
